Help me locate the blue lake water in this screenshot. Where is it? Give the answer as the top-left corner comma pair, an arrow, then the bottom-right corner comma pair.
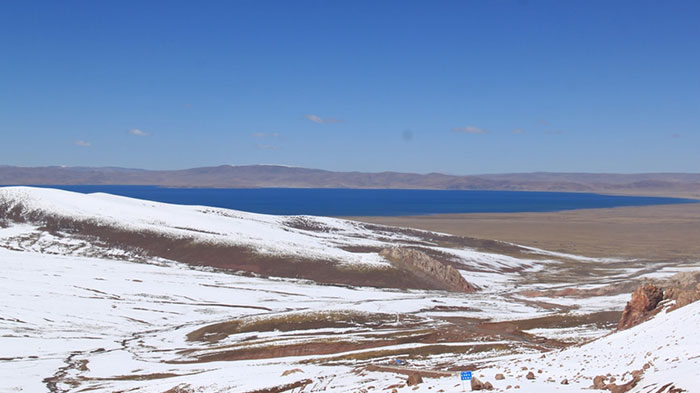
19,185 -> 698,216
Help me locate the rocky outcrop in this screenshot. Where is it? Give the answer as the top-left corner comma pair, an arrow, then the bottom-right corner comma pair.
406,373 -> 423,386
379,247 -> 476,293
592,375 -> 608,389
618,272 -> 700,330
617,284 -> 664,330
590,370 -> 643,392
471,377 -> 490,390
663,271 -> 700,310
664,285 -> 700,310
661,271 -> 700,288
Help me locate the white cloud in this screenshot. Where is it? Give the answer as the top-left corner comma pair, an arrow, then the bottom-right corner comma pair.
256,144 -> 279,151
305,114 -> 324,124
128,129 -> 150,136
512,128 -> 525,134
452,125 -> 491,134
305,114 -> 342,124
74,140 -> 91,147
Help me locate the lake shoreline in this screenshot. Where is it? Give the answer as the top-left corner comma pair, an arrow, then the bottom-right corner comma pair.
1,185 -> 696,217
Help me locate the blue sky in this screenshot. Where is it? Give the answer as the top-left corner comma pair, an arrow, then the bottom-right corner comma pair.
1,0 -> 698,174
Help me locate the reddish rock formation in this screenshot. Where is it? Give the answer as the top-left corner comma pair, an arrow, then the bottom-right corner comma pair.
525,371 -> 535,380
495,373 -> 505,380
617,284 -> 664,330
379,247 -> 476,293
616,272 -> 700,330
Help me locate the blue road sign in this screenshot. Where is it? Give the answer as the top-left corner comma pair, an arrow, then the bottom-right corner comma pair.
460,371 -> 472,381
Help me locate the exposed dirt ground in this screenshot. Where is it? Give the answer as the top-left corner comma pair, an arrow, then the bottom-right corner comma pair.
346,202 -> 700,260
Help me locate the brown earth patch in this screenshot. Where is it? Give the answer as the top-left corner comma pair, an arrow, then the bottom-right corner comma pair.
364,365 -> 452,378
441,311 -> 619,348
181,316 -> 501,364
82,372 -> 203,382
476,311 -> 620,333
178,340 -> 381,363
242,378 -> 312,393
186,311 -> 424,343
311,343 -> 511,364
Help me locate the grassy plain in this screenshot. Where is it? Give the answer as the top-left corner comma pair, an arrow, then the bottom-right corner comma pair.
347,202 -> 700,260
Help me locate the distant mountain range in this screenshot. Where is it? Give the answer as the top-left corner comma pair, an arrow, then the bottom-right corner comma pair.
1,165 -> 700,197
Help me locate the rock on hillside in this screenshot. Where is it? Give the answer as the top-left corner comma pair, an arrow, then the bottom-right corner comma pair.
618,271 -> 700,329
617,284 -> 664,330
379,247 -> 476,293
662,271 -> 700,310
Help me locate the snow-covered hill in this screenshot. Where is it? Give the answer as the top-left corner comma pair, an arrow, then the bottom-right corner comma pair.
0,186 -> 563,291
460,300 -> 700,392
0,186 -> 402,265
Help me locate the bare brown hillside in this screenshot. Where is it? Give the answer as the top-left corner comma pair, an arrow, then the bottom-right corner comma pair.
2,165 -> 700,197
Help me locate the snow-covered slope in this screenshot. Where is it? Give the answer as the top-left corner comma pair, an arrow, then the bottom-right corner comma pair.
0,186 -> 567,291
0,248 -> 548,392
466,300 -> 700,392
2,186 -> 698,393
1,246 -> 697,393
0,186 -> 395,265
